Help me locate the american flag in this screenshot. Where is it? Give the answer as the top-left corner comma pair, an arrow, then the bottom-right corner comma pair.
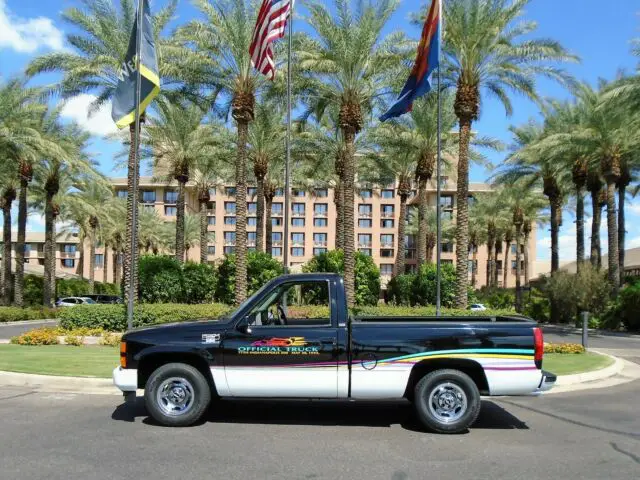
249,0 -> 294,80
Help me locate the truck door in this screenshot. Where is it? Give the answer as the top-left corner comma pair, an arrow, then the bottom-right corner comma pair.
222,279 -> 339,397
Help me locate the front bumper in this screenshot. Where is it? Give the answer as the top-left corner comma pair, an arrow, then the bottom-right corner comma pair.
113,366 -> 137,392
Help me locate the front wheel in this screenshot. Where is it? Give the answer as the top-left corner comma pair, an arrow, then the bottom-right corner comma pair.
413,369 -> 481,434
144,363 -> 212,427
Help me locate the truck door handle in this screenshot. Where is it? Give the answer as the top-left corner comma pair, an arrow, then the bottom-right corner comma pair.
319,338 -> 337,346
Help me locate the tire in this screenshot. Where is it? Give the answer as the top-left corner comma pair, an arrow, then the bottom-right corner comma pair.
144,363 -> 212,427
413,369 -> 481,434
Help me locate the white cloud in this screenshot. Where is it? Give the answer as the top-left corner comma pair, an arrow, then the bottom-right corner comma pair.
60,94 -> 119,137
628,235 -> 640,249
0,0 -> 65,53
627,200 -> 640,216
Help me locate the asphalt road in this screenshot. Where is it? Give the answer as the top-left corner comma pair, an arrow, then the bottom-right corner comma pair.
1,382 -> 639,480
0,320 -> 58,339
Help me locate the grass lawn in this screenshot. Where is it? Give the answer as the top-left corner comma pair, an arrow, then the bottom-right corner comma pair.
543,352 -> 614,376
0,345 -> 118,378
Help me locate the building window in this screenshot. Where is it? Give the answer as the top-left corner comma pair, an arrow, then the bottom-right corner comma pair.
164,190 -> 178,204
247,187 -> 257,197
164,206 -> 177,216
208,246 -> 216,255
359,248 -> 372,256
381,204 -> 394,218
313,233 -> 327,247
224,216 -> 236,225
358,234 -> 372,247
94,254 -> 104,268
380,234 -> 394,248
225,187 -> 236,196
405,235 -> 416,259
224,232 -> 236,244
141,190 -> 156,203
381,189 -> 395,199
272,203 -> 283,215
116,190 -> 127,199
440,195 -> 454,208
272,247 -> 282,257
292,189 -> 305,197
314,188 -> 328,197
381,219 -> 394,229
208,216 -> 216,225
292,203 -> 305,216
272,217 -> 283,226
380,249 -> 394,258
405,264 -> 417,274
248,202 -> 257,214
224,202 -> 236,215
468,195 -> 476,206
62,244 -> 76,254
291,233 -> 305,245
359,189 -> 372,198
380,264 -> 394,276
248,217 -> 257,226
208,187 -> 216,197
358,219 -> 372,228
272,232 -> 283,246
314,218 -> 328,227
247,232 -> 257,245
313,248 -> 327,256
358,204 -> 372,217
61,259 -> 75,268
511,244 -> 517,254
442,242 -> 454,253
224,246 -> 235,255
275,188 -> 284,197
314,203 -> 328,216
292,218 -> 305,227
291,247 -> 305,257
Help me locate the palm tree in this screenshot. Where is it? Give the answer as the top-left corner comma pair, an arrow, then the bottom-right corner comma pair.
433,0 -> 576,307
587,171 -> 604,269
0,170 -> 17,305
617,155 -> 639,283
101,197 -> 127,286
467,203 -> 487,289
300,0 -> 407,306
473,191 -> 506,288
142,99 -> 216,263
138,207 -> 171,255
26,0 -> 178,304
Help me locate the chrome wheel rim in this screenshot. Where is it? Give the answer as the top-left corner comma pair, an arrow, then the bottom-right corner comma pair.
427,382 -> 467,423
156,377 -> 195,416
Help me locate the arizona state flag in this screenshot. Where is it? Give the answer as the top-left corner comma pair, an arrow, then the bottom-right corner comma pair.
111,0 -> 160,129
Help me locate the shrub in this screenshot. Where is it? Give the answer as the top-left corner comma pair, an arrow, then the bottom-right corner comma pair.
139,255 -> 184,303
522,289 -> 550,322
215,252 -> 283,304
303,250 -> 380,306
475,287 -> 515,310
64,334 -> 84,346
99,332 -> 123,347
603,282 -> 640,332
10,327 -> 59,345
58,303 -> 233,332
544,343 -> 586,354
386,274 -> 416,306
411,262 -> 456,307
24,275 -> 44,306
182,262 -> 216,303
0,307 -> 57,323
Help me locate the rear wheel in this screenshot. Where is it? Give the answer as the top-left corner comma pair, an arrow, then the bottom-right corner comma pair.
413,369 -> 481,434
144,363 -> 211,427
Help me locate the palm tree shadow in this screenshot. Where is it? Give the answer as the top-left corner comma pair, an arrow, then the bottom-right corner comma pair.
112,398 -> 528,431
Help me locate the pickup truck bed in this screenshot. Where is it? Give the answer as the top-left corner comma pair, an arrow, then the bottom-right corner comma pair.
113,273 -> 554,433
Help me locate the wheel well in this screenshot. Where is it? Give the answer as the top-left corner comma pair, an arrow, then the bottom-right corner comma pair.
403,358 -> 489,399
137,353 -> 216,394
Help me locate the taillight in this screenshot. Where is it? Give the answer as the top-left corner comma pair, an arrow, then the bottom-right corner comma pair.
533,327 -> 543,364
120,341 -> 127,368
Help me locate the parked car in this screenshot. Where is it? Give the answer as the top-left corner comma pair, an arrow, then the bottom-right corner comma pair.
55,297 -> 98,307
469,303 -> 488,311
113,273 -> 555,433
81,294 -> 122,304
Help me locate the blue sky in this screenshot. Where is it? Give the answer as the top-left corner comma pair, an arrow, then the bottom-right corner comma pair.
1,0 -> 640,266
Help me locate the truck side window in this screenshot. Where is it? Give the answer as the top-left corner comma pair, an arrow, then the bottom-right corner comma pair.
248,281 -> 331,327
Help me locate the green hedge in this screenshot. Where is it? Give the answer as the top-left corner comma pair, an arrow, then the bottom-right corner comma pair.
58,303 -> 233,332
20,274 -> 119,306
0,307 -> 58,323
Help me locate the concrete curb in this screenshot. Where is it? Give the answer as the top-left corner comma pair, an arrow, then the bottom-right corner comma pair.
0,319 -> 57,326
0,371 -> 121,395
554,350 -> 623,386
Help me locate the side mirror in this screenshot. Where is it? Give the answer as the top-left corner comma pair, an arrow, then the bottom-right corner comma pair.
237,317 -> 252,335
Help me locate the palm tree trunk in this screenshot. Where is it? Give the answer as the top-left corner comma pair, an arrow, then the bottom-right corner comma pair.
112,247 -> 120,286
515,225 -> 523,312
175,180 -> 186,263
103,243 -> 109,285
89,224 -> 96,294
77,243 -> 84,278
342,130 -> 356,307
265,195 -> 274,255
471,243 -> 478,288
502,241 -> 510,289
235,120 -> 249,305
575,186 -> 585,273
256,178 -> 265,253
550,196 -> 561,273
1,189 -> 15,305
486,238 -> 494,288
605,180 -> 619,292
124,123 -> 140,305
43,191 -> 54,306
524,224 -> 531,286
618,184 -> 626,285
590,189 -> 602,269
417,178 -> 428,266
199,200 -> 208,264
494,240 -> 501,287
394,196 -> 407,275
334,180 -> 344,250
454,117 -> 471,308
13,178 -> 28,307
49,218 -> 56,303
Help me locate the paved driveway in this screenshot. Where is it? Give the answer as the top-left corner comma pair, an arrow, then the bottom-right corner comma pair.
0,380 -> 638,480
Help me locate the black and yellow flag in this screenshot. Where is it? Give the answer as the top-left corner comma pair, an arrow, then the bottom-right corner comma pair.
111,0 -> 160,129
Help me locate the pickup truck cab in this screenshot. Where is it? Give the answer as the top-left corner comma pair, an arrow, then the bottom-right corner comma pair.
114,273 -> 556,433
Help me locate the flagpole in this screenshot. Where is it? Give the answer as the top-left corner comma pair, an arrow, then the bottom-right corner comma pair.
283,2 -> 293,274
127,0 -> 144,330
435,0 -> 443,317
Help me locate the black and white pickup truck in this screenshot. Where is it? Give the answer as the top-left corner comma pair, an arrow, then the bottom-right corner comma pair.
114,273 -> 556,433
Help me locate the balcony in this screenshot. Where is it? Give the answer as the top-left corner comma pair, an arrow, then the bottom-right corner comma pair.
313,241 -> 328,247
224,209 -> 236,215
224,240 -> 236,247
313,212 -> 328,218
380,242 -> 394,249
247,240 -> 256,247
292,241 -> 305,247
292,211 -> 305,218
381,211 -> 395,219
271,210 -> 283,217
358,242 -> 372,248
358,212 -> 373,218
60,252 -> 77,259
272,240 -> 283,247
